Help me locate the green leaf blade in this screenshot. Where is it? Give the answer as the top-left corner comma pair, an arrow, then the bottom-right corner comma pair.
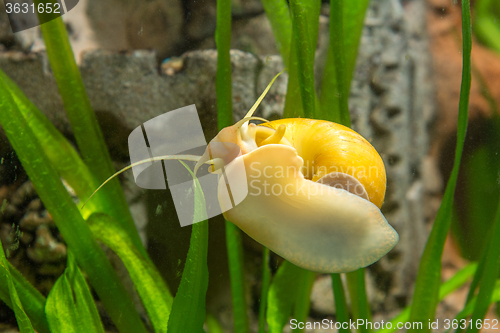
342,1 -> 371,90
285,0 -> 321,119
258,247 -> 272,333
320,0 -> 369,126
289,0 -> 318,119
293,270 -> 316,333
0,239 -> 36,333
261,0 -> 292,67
267,261 -> 304,333
88,213 -> 173,333
379,263 -> 477,333
216,0 -> 233,130
0,264 -> 49,333
331,273 -> 350,333
167,167 -> 209,333
45,252 -> 105,333
346,269 -> 371,333
450,280 -> 500,331
215,0 -> 250,331
34,8 -> 144,256
408,1 -> 472,330
0,72 -> 147,333
466,203 -> 500,333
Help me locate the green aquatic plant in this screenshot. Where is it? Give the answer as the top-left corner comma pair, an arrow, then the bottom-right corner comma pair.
450,67 -> 500,261
473,0 -> 500,53
408,1 -> 472,330
0,0 -> 499,333
215,1 -> 249,331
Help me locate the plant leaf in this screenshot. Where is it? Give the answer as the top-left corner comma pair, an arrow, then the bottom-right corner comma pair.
0,68 -> 147,333
261,0 -> 292,67
45,251 -> 105,333
35,8 -> 144,255
331,273 -> 351,333
283,0 -> 321,118
320,0 -> 369,126
258,247 -> 272,333
378,262 -> 477,333
289,0 -> 319,118
207,313 -> 224,333
407,1 -> 471,330
293,270 -> 316,333
167,162 -> 209,333
0,70 -> 104,218
465,200 -> 500,333
215,0 -> 250,331
342,1 -> 371,91
216,0 -> 233,130
0,238 -> 35,333
0,263 -> 49,333
447,280 -> 500,332
473,0 -> 500,53
346,269 -> 372,333
87,212 -> 173,333
267,261 -> 304,333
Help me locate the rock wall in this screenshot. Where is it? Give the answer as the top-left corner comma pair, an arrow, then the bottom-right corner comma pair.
347,0 -> 434,312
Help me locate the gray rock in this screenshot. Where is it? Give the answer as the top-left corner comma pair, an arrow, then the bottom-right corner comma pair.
0,48 -> 287,249
0,48 -> 286,138
19,210 -> 53,231
26,224 -> 67,263
183,0 -> 217,42
310,275 -> 336,316
0,3 -> 14,47
86,0 -> 184,59
231,13 -> 279,56
345,0 -> 434,312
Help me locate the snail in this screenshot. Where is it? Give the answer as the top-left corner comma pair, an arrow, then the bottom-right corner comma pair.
84,72 -> 398,273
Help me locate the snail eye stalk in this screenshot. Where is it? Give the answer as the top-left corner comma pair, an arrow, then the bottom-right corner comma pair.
259,125 -> 287,146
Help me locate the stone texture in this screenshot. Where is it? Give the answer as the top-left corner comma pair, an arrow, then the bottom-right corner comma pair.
1,0 -> 275,62
310,275 -> 336,316
0,1 -> 14,48
0,49 -> 287,138
86,0 -> 184,59
345,0 -> 434,312
310,0 -> 434,316
0,48 -> 287,246
26,224 -> 66,263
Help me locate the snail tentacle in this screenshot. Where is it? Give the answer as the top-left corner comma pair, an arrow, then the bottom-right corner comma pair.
244,69 -> 286,119
82,154 -> 212,209
259,124 -> 287,146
